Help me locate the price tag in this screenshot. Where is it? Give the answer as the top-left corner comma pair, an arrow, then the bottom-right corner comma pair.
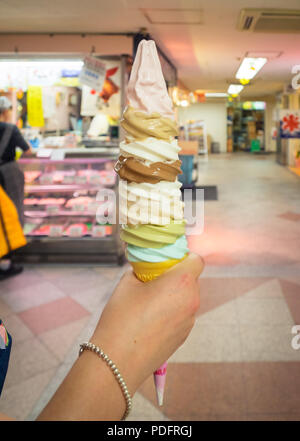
62,175 -> 75,184
36,148 -> 52,158
75,175 -> 87,184
40,174 -> 53,184
50,149 -> 65,160
92,225 -> 106,237
46,205 -> 59,214
68,226 -> 83,237
90,174 -> 101,185
49,225 -> 63,237
72,203 -> 85,212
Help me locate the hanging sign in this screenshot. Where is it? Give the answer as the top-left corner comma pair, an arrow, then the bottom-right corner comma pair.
280,110 -> 300,138
79,56 -> 106,92
27,86 -> 45,128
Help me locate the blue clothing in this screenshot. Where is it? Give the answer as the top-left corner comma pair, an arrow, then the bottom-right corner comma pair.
0,319 -> 12,396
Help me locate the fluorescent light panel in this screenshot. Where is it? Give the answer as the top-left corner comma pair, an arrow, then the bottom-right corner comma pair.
227,84 -> 244,95
235,57 -> 267,80
205,93 -> 228,97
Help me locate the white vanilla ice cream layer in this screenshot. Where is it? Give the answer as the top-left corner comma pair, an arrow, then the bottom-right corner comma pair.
120,137 -> 181,164
119,179 -> 184,226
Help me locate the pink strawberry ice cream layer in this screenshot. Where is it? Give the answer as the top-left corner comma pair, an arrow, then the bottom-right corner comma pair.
126,40 -> 175,120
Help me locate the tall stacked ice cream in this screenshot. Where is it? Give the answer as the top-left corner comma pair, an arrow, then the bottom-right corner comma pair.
115,40 -> 189,406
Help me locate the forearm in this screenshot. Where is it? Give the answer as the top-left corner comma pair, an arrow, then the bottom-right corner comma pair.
36,348 -> 128,421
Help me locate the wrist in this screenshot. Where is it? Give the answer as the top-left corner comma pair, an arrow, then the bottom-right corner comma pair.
90,328 -> 144,396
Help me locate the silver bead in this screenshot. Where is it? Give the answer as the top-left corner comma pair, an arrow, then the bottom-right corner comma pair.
107,360 -> 113,367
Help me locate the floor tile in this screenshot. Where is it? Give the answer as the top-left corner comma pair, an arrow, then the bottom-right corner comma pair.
204,253 -> 240,266
1,280 -> 66,313
239,324 -> 300,362
280,279 -> 300,324
139,363 -> 247,420
0,368 -> 57,421
1,314 -> 33,343
243,362 -> 300,414
3,337 -> 59,389
69,278 -> 114,313
51,269 -> 105,295
18,297 -> 90,335
278,212 -> 300,222
39,316 -> 90,361
196,294 -> 238,324
0,269 -> 43,296
246,413 -> 300,421
128,392 -> 169,421
169,322 -> 241,362
0,297 -> 14,318
236,297 -> 293,326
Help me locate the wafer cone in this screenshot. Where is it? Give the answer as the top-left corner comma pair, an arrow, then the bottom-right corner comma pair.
130,255 -> 187,283
130,254 -> 188,405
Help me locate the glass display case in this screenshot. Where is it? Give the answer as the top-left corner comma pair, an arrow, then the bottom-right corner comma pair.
16,151 -> 124,264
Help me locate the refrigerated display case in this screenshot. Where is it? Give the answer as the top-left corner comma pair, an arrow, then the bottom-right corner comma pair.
15,151 -> 124,264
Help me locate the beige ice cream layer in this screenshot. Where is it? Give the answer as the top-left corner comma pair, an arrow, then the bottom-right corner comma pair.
121,106 -> 178,142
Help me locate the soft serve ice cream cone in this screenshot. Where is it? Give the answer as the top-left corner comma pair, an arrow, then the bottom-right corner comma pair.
115,39 -> 189,406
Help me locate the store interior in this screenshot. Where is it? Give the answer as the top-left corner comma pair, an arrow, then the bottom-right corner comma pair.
0,0 -> 300,423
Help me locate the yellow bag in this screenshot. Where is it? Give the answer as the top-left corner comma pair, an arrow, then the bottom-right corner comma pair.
0,186 -> 26,258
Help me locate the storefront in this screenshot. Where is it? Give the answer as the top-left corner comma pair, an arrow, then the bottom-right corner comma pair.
0,33 -> 177,264
227,100 -> 266,152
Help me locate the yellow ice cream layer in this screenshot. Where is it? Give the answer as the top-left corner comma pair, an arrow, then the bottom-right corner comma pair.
121,106 -> 178,142
121,220 -> 185,248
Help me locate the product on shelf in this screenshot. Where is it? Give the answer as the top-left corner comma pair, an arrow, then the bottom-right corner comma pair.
31,224 -> 64,237
37,198 -> 66,206
92,224 -> 112,237
24,198 -> 40,205
19,153 -> 122,263
64,222 -> 91,237
23,222 -> 39,235
115,39 -> 188,406
24,171 -> 41,183
98,170 -> 116,185
52,170 -> 76,183
65,196 -> 94,211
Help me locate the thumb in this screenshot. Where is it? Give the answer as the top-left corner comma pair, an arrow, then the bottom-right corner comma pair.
162,252 -> 204,281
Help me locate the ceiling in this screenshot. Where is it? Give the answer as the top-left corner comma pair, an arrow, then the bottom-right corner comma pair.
0,0 -> 300,97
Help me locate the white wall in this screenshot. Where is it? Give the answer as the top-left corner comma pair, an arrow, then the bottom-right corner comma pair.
178,100 -> 227,152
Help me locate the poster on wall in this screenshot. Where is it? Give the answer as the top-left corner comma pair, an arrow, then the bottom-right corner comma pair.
27,86 -> 45,128
279,110 -> 300,138
80,59 -> 121,119
79,56 -> 107,92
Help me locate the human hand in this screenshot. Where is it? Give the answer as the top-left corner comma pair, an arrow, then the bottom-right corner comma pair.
91,253 -> 204,395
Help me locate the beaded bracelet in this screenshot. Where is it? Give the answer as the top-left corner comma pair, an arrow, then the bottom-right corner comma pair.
79,342 -> 132,420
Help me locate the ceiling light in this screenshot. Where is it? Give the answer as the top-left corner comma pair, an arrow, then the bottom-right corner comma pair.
180,100 -> 189,107
235,57 -> 267,80
227,84 -> 244,95
205,93 -> 228,97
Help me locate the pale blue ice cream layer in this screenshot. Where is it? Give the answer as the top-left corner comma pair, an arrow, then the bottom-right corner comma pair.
127,234 -> 188,262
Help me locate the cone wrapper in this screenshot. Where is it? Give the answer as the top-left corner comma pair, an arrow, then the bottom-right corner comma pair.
130,254 -> 188,405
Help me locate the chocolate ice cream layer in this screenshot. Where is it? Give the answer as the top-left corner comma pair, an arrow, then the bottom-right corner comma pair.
115,156 -> 182,183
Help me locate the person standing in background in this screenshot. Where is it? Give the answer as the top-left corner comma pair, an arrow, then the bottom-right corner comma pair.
0,96 -> 32,280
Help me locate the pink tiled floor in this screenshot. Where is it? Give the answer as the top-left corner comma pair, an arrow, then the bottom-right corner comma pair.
18,297 -> 90,335
0,153 -> 299,421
